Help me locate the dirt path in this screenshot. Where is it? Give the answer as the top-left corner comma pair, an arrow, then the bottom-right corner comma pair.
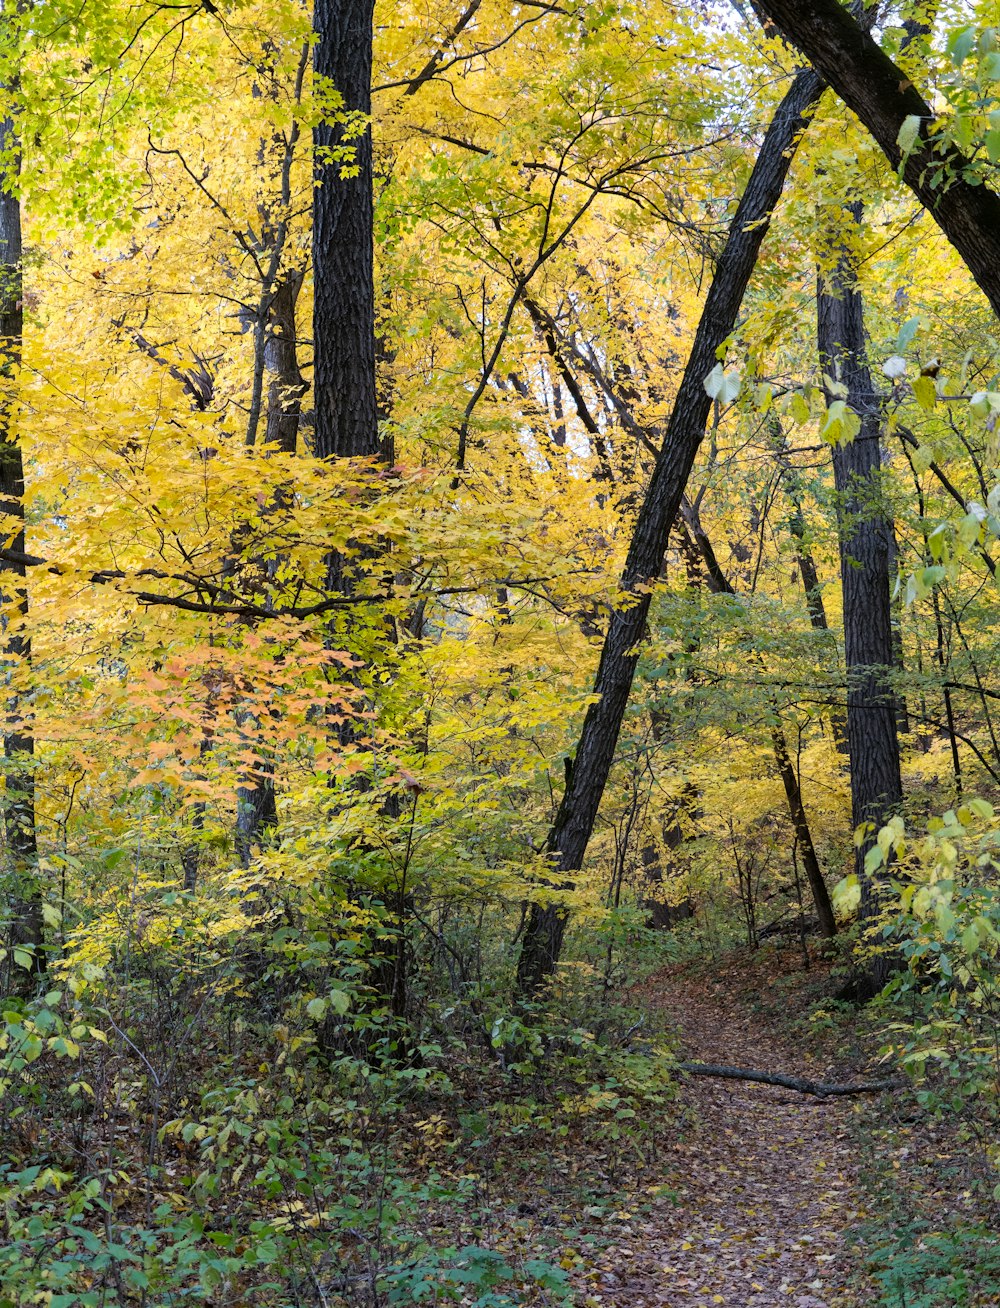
587,963 -> 871,1307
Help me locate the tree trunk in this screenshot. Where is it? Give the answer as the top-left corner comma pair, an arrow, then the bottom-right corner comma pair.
312,5 -> 407,1017
770,726 -> 836,938
888,524 -> 910,737
313,0 -> 378,459
235,767 -> 278,870
514,67 -> 824,995
817,204 -> 902,983
0,51 -> 42,983
264,271 -> 307,454
753,0 -> 1000,321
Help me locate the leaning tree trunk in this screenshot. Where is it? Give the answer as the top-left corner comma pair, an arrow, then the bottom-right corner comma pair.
513,67 -> 824,995
817,203 -> 902,990
0,46 -> 42,983
313,0 -> 378,459
752,0 -> 1000,321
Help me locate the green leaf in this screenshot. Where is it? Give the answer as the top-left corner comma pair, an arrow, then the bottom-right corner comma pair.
913,374 -> 936,411
936,903 -> 956,937
865,843 -> 885,874
328,989 -> 351,1016
789,391 -> 811,426
306,997 -> 328,1020
833,874 -> 861,914
959,511 -> 984,547
961,923 -> 981,955
897,114 -> 923,158
912,444 -> 933,473
947,26 -> 976,65
896,316 -> 920,351
952,113 -> 974,150
927,524 -> 950,561
819,400 -> 860,446
921,565 -> 945,591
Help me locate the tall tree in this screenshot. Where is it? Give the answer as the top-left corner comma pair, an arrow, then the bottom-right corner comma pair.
514,67 -> 824,995
0,4 -> 41,980
313,0 -> 378,459
817,201 -> 902,985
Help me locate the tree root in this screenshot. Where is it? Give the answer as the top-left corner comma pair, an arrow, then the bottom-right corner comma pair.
677,1062 -> 905,1098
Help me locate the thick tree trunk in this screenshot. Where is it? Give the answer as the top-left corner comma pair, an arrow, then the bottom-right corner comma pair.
0,81 -> 42,980
753,0 -> 1000,320
312,6 -> 407,1017
313,0 -> 378,458
817,205 -> 902,981
514,68 -> 824,995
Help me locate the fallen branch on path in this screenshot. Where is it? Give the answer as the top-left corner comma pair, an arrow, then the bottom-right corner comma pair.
677,1062 -> 906,1098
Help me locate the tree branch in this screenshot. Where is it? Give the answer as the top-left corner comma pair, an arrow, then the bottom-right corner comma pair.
678,1062 -> 905,1098
753,0 -> 1000,319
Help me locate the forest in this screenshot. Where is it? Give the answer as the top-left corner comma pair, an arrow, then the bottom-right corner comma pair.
0,0 -> 999,1304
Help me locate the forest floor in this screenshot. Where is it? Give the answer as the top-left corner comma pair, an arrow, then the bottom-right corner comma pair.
578,950 -> 871,1307
407,943 -> 998,1308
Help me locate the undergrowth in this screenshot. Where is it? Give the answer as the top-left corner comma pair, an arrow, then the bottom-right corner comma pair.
0,896 -> 681,1307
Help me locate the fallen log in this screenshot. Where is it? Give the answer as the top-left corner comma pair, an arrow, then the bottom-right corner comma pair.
677,1062 -> 905,1098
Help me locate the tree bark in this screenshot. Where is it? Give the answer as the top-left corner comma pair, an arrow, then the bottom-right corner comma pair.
0,50 -> 42,981
264,271 -> 307,454
313,0 -> 379,458
235,767 -> 278,869
514,67 -> 824,995
817,204 -> 902,977
753,0 -> 1000,321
